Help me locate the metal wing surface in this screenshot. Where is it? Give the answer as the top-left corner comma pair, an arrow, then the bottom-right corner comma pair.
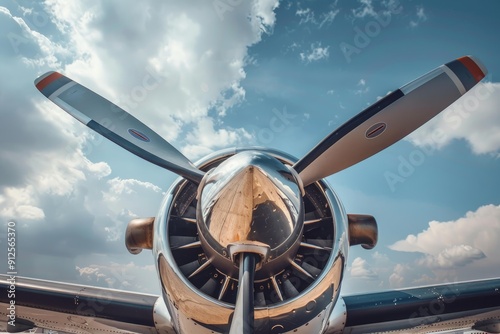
0,274 -> 172,334
339,278 -> 500,334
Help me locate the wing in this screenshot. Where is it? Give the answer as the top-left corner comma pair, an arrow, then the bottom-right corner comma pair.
0,274 -> 174,333
337,278 -> 500,334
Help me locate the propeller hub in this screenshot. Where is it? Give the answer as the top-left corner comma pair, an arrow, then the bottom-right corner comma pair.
196,151 -> 304,277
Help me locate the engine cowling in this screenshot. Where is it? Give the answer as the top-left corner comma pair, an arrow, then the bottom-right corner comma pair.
154,148 -> 349,333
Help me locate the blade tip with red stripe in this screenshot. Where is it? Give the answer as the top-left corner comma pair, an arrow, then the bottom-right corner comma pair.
458,55 -> 487,82
34,71 -> 63,92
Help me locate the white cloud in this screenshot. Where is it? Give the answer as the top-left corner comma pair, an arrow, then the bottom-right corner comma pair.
86,160 -> 112,179
4,204 -> 45,220
296,8 -> 310,16
417,245 -> 485,269
300,42 -> 329,63
342,251 -> 395,293
390,204 -> 500,283
353,0 -> 376,18
352,0 -> 402,19
183,117 -> 252,158
417,7 -> 427,20
391,204 -> 500,256
354,78 -> 370,95
319,10 -> 339,28
296,8 -> 314,25
296,7 -> 339,28
107,178 -> 162,196
41,0 -> 278,147
350,257 -> 378,280
407,82 -> 500,157
76,262 -> 157,293
389,263 -> 408,288
1,186 -> 43,220
0,1 -> 280,289
253,0 -> 280,31
410,6 -> 428,28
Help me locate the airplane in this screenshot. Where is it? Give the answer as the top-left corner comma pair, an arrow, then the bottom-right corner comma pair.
1,55 -> 500,334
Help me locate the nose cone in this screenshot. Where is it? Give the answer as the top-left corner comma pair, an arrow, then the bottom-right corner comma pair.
197,151 -> 304,273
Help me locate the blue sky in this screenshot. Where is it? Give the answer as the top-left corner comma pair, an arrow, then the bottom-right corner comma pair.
0,0 -> 499,295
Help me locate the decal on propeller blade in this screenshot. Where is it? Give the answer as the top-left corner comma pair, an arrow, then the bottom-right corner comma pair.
365,122 -> 387,139
128,128 -> 150,142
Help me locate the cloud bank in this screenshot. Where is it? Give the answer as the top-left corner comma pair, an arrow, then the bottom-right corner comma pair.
389,204 -> 500,285
0,0 -> 279,291
407,82 -> 500,157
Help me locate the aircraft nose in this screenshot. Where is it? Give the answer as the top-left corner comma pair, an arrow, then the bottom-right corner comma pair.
196,150 -> 304,275
203,162 -> 296,248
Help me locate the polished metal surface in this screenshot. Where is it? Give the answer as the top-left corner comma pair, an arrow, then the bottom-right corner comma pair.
125,217 -> 155,254
229,253 -> 259,334
197,150 -> 304,278
153,297 -> 177,334
227,241 -> 270,270
473,319 -> 500,333
153,148 -> 349,334
324,297 -> 347,334
347,214 -> 378,250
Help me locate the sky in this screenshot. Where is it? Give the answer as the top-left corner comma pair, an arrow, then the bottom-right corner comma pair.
0,0 -> 499,298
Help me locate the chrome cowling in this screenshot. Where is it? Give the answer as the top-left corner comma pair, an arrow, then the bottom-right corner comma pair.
154,148 -> 349,333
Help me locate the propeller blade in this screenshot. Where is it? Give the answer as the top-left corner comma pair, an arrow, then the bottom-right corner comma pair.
34,71 -> 204,184
294,56 -> 487,186
229,253 -> 259,334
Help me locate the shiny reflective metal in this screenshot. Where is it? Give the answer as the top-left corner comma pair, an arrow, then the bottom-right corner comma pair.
324,297 -> 347,334
473,319 -> 500,333
125,217 -> 155,254
152,297 -> 176,334
154,148 -> 349,334
228,253 -> 259,334
196,150 -> 304,277
347,214 -> 378,250
227,241 -> 270,270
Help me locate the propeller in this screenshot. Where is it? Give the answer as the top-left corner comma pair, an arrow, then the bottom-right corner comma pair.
229,253 -> 259,334
34,71 -> 204,184
294,56 -> 487,186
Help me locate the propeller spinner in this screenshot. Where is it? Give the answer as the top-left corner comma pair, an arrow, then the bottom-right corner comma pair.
196,151 -> 304,276
196,150 -> 305,332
